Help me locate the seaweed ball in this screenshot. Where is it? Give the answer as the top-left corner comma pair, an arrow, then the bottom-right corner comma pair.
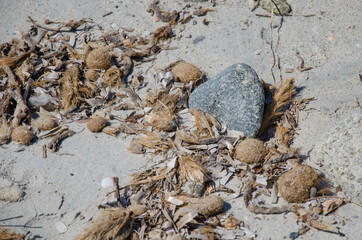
278,164 -> 319,203
11,126 -> 34,145
172,62 -> 202,83
87,116 -> 107,132
84,69 -> 100,81
86,48 -> 112,70
234,138 -> 267,164
31,115 -> 57,131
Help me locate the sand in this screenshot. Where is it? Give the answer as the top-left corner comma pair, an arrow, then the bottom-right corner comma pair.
0,0 -> 361,239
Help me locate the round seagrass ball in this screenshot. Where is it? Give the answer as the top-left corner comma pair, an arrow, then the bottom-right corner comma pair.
86,48 -> 112,70
31,115 -> 57,131
278,164 -> 319,203
84,69 -> 100,81
11,126 -> 34,145
186,195 -> 224,217
87,116 -> 107,132
172,62 -> 202,83
234,138 -> 267,164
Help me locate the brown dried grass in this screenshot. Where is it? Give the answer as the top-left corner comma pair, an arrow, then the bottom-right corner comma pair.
0,227 -> 24,240
59,65 -> 93,110
75,208 -> 134,240
178,156 -> 208,183
145,112 -> 175,131
259,78 -> 296,135
128,138 -> 145,154
152,24 -> 172,44
102,66 -> 121,88
152,89 -> 181,114
274,122 -> 290,153
133,131 -> 172,151
190,109 -> 214,138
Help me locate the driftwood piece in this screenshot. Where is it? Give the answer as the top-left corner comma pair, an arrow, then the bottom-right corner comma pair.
147,0 -> 178,23
47,129 -> 74,152
295,206 -> 339,234
3,65 -> 29,127
244,181 -> 294,214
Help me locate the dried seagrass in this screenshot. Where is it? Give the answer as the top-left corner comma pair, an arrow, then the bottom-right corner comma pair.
133,131 -> 172,151
145,112 -> 175,132
84,69 -> 99,81
259,78 -> 296,135
59,65 -> 93,110
102,66 -> 121,88
152,24 -> 173,44
151,88 -> 181,114
128,138 -> 145,154
190,108 -> 215,138
178,156 -> 208,183
75,208 -> 134,240
274,122 -> 290,153
0,227 -> 25,240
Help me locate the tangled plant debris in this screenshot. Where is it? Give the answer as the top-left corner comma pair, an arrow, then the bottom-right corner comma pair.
0,0 -> 357,239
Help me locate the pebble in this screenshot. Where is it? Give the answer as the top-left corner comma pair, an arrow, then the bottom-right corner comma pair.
55,221 -> 68,233
181,181 -> 205,197
289,232 -> 299,239
188,63 -> 264,137
101,177 -> 114,189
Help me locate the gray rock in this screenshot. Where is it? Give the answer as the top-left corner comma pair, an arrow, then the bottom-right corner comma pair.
181,181 -> 205,197
309,113 -> 362,203
188,63 -> 264,137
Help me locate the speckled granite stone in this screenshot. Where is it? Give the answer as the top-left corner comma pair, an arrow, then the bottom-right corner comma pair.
188,63 -> 264,137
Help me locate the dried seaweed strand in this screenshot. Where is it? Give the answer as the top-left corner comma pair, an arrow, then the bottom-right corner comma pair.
259,78 -> 296,135
0,227 -> 25,240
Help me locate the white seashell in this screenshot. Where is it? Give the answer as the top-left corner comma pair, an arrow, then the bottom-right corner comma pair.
165,71 -> 174,81
255,175 -> 268,186
101,177 -> 114,189
55,221 -> 68,233
158,70 -> 166,80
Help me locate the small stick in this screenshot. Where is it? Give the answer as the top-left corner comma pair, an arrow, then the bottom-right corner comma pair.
251,0 -> 260,12
38,125 -> 64,139
102,11 -> 113,17
42,144 -> 47,158
112,177 -> 123,208
0,215 -> 23,222
296,50 -> 313,72
256,13 -> 316,18
3,66 -> 29,127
